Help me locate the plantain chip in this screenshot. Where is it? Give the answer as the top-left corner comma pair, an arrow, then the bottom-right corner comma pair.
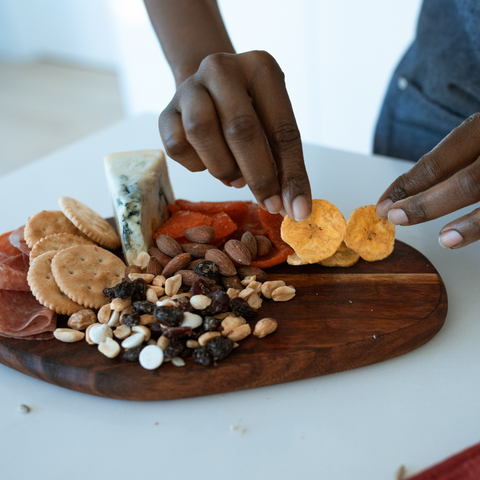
344,205 -> 395,262
281,199 -> 346,263
318,241 -> 360,267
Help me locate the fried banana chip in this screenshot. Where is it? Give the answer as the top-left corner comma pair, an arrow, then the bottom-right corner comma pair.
318,241 -> 360,267
345,205 -> 395,262
281,199 -> 346,263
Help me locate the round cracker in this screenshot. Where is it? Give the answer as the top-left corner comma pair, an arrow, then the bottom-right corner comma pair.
24,210 -> 88,249
59,196 -> 120,250
30,233 -> 95,260
51,245 -> 126,309
345,205 -> 395,262
27,251 -> 84,315
319,241 -> 360,267
281,199 -> 346,263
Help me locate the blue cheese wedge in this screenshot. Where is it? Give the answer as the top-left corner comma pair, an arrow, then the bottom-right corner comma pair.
104,150 -> 175,265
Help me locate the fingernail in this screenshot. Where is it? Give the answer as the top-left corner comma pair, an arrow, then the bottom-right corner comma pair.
438,230 -> 463,249
264,195 -> 282,214
292,195 -> 310,221
376,198 -> 393,219
230,177 -> 246,189
388,208 -> 408,225
279,209 -> 287,217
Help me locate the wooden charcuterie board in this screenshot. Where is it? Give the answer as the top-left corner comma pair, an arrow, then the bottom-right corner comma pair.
0,239 -> 447,401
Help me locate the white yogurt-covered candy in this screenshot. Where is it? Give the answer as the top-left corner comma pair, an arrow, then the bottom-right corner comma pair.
139,345 -> 164,370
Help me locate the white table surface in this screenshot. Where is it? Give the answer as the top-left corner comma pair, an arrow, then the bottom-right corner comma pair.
1,114 -> 479,480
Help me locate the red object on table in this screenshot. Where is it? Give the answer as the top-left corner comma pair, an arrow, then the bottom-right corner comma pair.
409,441 -> 480,480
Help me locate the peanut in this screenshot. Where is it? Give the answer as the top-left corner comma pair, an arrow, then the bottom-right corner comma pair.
54,328 -> 85,343
253,318 -> 278,338
247,293 -> 263,310
67,309 -> 96,330
225,324 -> 251,342
134,251 -> 151,269
165,273 -> 182,296
271,285 -> 296,302
261,280 -> 286,299
97,303 -> 112,324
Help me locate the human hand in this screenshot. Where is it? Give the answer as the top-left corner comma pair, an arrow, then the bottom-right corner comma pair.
159,50 -> 312,221
376,113 -> 480,248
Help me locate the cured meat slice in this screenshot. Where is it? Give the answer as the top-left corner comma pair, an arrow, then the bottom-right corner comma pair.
0,290 -> 57,339
0,253 -> 30,291
0,230 -> 21,256
9,226 -> 31,256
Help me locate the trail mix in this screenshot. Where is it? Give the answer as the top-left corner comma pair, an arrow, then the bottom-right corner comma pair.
53,228 -> 295,370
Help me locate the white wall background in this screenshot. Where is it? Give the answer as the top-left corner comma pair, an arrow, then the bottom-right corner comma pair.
0,0 -> 423,155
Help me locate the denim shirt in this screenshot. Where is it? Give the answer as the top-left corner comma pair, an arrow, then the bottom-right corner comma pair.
374,0 -> 480,161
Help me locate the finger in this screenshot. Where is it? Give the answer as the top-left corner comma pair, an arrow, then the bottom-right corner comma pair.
438,207 -> 480,248
377,113 -> 480,218
387,155 -> 480,226
180,80 -> 243,184
199,54 -> 281,211
246,51 -> 312,221
159,101 -> 206,172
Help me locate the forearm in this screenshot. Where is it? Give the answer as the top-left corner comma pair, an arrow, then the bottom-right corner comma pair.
144,0 -> 235,86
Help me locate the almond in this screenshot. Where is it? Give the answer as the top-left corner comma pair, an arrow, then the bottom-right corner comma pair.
184,225 -> 215,244
241,231 -> 257,260
255,235 -> 272,257
205,249 -> 237,276
221,274 -> 244,290
146,256 -> 163,276
162,252 -> 192,278
224,239 -> 251,266
176,270 -> 216,287
187,258 -> 204,270
148,247 -> 172,267
155,235 -> 183,257
237,266 -> 268,283
125,265 -> 141,280
181,243 -> 217,259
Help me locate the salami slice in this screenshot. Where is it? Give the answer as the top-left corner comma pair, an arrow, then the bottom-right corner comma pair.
0,290 -> 56,339
0,230 -> 21,256
0,253 -> 30,291
9,226 -> 31,256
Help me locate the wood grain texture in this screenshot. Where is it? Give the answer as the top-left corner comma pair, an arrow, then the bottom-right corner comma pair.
0,240 -> 447,401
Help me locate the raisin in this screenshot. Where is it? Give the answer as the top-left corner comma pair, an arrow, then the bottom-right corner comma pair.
175,296 -> 194,313
180,347 -> 194,358
203,316 -> 220,332
192,347 -> 213,366
154,306 -> 184,327
190,278 -> 211,296
131,278 -> 148,302
229,297 -> 256,319
162,327 -> 193,339
123,345 -> 143,362
111,280 -> 136,299
206,336 -> 234,361
164,339 -> 184,359
122,313 -> 141,326
133,300 -> 156,315
204,290 -> 230,315
193,260 -> 219,280
103,287 -> 116,299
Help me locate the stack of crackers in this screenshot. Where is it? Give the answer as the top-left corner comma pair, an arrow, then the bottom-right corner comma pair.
26,197 -> 126,315
281,200 -> 395,267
